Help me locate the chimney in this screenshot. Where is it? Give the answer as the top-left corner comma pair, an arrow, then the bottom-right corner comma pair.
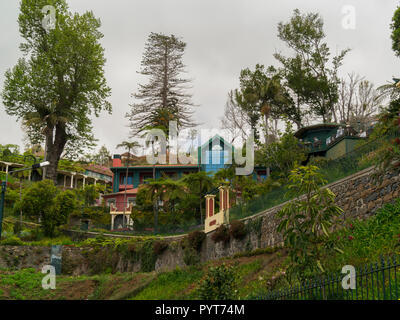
112,154 -> 122,167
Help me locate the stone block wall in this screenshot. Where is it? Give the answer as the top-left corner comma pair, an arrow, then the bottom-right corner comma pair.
199,166 -> 400,262
0,246 -> 50,270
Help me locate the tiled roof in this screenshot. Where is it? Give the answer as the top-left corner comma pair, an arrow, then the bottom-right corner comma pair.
103,188 -> 139,197
130,164 -> 199,168
112,163 -> 199,169
85,164 -> 113,176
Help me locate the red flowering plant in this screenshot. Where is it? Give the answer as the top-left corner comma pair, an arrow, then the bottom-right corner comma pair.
330,199 -> 400,268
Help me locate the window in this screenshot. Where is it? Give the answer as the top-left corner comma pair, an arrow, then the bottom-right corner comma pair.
258,174 -> 267,181
121,175 -> 133,185
142,175 -> 152,184
107,199 -> 116,207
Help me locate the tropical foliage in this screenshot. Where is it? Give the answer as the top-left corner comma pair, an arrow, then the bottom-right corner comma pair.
13,180 -> 77,237
277,165 -> 343,281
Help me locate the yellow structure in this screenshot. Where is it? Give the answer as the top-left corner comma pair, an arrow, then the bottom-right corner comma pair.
110,202 -> 134,230
204,186 -> 230,233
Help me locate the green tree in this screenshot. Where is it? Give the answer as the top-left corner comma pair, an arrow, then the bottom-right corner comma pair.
131,186 -> 155,228
259,122 -> 306,181
277,165 -> 343,281
235,64 -> 292,143
368,98 -> 400,181
16,180 -> 76,237
370,5 -> 400,179
181,171 -> 213,224
391,5 -> 400,57
158,178 -> 186,225
2,0 -> 111,183
274,9 -> 349,124
196,264 -> 239,300
51,189 -> 77,235
139,178 -> 166,233
92,145 -> 111,166
126,32 -> 196,136
234,175 -> 259,203
0,144 -> 20,159
75,184 -> 99,206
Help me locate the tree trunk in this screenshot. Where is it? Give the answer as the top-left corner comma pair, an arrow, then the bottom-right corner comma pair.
199,180 -> 203,225
199,198 -> 203,225
44,123 -> 67,185
154,195 -> 158,234
264,113 -> 269,145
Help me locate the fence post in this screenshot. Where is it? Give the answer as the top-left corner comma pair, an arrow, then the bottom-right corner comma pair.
370,264 -> 375,300
375,262 -> 380,300
387,256 -> 392,300
381,256 -> 386,300
364,265 -> 369,300
394,256 -> 398,299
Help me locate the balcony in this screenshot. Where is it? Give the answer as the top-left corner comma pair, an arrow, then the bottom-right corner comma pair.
119,184 -> 134,191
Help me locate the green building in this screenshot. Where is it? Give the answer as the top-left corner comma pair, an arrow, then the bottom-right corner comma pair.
294,123 -> 365,161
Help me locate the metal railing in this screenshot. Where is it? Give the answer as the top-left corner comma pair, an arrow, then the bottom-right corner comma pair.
252,255 -> 400,300
230,132 -> 398,221
88,201 -> 203,235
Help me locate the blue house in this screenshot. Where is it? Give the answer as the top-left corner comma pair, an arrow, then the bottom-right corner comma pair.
103,134 -> 268,228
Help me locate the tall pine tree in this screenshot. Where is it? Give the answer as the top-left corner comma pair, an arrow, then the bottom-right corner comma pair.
127,32 -> 196,136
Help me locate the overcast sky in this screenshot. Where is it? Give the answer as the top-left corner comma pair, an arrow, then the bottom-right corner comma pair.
0,0 -> 399,155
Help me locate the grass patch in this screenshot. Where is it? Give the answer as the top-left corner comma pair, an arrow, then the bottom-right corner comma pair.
130,266 -> 204,300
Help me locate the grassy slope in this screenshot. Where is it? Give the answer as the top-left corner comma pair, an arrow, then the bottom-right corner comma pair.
2,198 -> 400,300
0,249 -> 287,300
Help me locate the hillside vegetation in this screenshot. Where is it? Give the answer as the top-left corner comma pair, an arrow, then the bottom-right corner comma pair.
1,198 -> 400,300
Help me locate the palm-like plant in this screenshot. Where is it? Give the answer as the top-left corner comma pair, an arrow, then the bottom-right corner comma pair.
116,140 -> 141,227
141,178 -> 166,233
159,178 -> 186,225
182,171 -> 214,224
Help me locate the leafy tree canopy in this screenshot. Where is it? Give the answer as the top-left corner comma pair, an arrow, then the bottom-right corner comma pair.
2,0 -> 111,182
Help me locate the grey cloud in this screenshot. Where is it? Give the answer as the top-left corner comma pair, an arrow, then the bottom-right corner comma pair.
0,0 -> 398,154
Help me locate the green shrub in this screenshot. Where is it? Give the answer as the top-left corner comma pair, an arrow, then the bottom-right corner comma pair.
187,230 -> 206,251
16,180 -> 77,237
196,264 -> 238,300
183,247 -> 200,266
86,247 -> 119,275
211,225 -> 230,244
232,247 -> 279,258
140,242 -> 157,272
229,220 -> 247,240
22,228 -> 43,242
13,221 -> 22,236
168,241 -> 180,252
277,165 -> 343,280
0,236 -> 24,246
329,197 -> 400,269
